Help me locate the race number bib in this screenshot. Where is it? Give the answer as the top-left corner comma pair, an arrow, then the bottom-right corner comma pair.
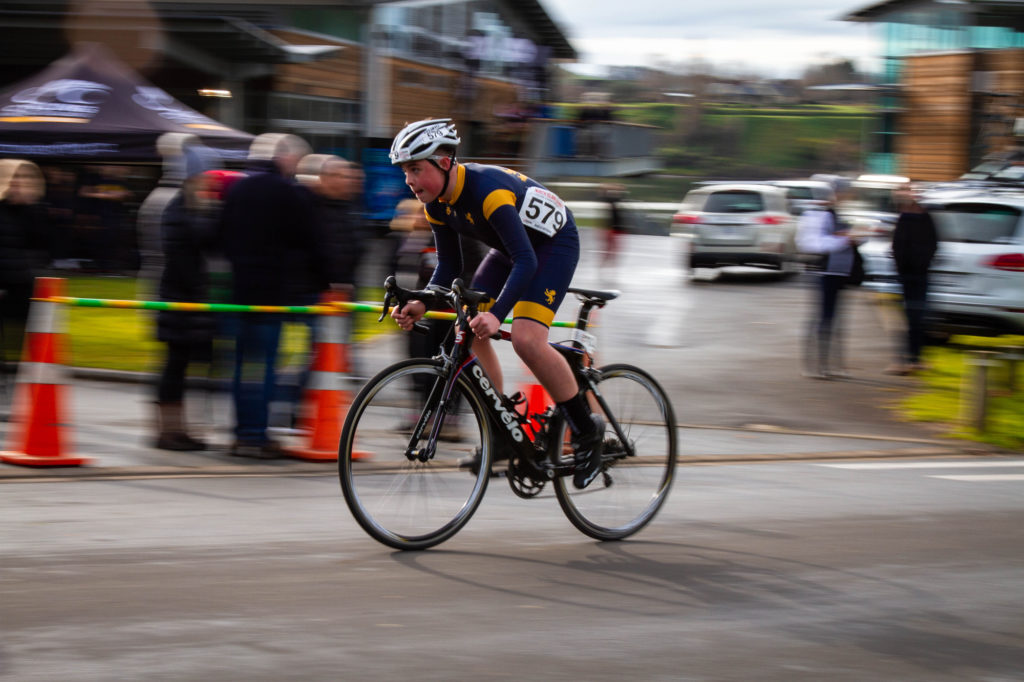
519,186 -> 567,237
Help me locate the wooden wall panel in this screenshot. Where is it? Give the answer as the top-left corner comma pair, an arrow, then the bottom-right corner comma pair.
270,30 -> 363,101
898,52 -> 974,181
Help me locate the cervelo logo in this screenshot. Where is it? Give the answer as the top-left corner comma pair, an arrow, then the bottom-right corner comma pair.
132,87 -> 221,127
1,79 -> 112,120
471,365 -> 524,442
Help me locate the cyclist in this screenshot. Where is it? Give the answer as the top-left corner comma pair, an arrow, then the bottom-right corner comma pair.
388,118 -> 603,489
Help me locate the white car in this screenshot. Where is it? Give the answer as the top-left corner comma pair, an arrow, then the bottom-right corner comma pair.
860,192 -> 1024,336
769,179 -> 834,215
672,183 -> 798,272
843,174 -> 908,241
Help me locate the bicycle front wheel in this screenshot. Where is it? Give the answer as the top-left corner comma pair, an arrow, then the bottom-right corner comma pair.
554,363 -> 677,541
339,358 -> 492,550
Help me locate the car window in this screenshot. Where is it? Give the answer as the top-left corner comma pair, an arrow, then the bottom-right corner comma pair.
991,166 -> 1024,182
853,186 -> 898,213
785,187 -> 814,200
704,190 -> 764,213
932,203 -> 1022,243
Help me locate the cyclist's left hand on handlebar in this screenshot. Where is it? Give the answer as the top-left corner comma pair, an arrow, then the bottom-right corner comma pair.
391,300 -> 427,331
469,311 -> 500,339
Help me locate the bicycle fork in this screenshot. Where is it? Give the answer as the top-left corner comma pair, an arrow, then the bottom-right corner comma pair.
403,361 -> 461,462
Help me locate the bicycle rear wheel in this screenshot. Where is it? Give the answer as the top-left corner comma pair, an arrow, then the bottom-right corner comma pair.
554,363 -> 677,540
339,358 -> 492,550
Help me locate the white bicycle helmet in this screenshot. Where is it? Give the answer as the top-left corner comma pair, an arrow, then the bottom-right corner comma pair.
389,118 -> 460,165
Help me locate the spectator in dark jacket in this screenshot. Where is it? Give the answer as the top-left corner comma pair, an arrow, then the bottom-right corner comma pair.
153,144 -> 222,451
886,183 -> 938,375
219,133 -> 330,458
0,159 -> 50,366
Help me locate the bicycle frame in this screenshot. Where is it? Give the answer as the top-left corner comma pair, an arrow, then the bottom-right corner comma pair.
388,277 -> 635,479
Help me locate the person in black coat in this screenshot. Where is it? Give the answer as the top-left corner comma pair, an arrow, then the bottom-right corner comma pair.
0,159 -> 50,367
887,183 -> 939,375
153,144 -> 221,450
219,134 -> 331,458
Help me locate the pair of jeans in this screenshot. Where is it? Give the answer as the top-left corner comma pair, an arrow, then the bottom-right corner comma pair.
804,274 -> 846,374
231,313 -> 282,444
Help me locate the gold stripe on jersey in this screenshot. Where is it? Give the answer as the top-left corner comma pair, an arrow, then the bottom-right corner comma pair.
482,189 -> 517,220
448,164 -> 467,203
424,207 -> 444,225
512,301 -> 556,327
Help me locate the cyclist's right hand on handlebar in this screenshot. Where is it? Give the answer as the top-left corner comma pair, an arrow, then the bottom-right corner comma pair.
391,300 -> 427,331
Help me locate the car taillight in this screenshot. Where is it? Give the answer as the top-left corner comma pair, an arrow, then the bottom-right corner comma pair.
673,213 -> 702,225
759,215 -> 784,225
984,253 -> 1024,271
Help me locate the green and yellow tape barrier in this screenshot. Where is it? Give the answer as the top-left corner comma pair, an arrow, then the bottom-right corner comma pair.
39,297 -> 578,328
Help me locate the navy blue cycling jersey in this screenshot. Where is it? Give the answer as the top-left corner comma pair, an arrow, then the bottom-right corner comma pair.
424,163 -> 578,323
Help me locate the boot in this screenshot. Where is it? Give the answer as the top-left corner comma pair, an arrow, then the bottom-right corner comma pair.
154,402 -> 207,451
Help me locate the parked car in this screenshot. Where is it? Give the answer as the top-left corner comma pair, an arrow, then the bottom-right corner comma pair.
859,191 -> 1024,336
842,174 -> 908,240
769,179 -> 834,215
672,183 -> 798,273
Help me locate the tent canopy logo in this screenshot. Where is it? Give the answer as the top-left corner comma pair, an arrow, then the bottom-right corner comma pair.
1,79 -> 112,123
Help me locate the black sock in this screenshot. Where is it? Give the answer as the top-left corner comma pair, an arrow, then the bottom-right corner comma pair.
556,393 -> 594,438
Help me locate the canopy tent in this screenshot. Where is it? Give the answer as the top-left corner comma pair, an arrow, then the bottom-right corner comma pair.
0,43 -> 253,161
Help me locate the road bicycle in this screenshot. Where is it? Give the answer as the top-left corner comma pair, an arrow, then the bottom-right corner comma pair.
338,276 -> 678,550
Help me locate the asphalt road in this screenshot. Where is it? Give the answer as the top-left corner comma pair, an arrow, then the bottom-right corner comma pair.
3,458 -> 1023,681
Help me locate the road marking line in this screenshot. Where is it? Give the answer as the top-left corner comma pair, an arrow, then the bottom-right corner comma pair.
816,461 -> 1024,470
930,474 -> 1024,482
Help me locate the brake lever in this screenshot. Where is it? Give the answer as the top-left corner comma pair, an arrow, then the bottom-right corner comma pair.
378,291 -> 393,322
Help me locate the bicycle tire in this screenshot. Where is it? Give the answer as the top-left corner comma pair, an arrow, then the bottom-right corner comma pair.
338,358 -> 492,550
553,363 -> 677,541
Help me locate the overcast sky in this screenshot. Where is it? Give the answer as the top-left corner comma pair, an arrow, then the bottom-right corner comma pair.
542,0 -> 881,78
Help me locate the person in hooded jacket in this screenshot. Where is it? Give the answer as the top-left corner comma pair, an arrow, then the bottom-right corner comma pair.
152,144 -> 222,451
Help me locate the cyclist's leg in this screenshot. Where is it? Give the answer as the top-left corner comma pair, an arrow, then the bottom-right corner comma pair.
508,229 -> 602,488
509,318 -> 576,401
506,227 -> 579,401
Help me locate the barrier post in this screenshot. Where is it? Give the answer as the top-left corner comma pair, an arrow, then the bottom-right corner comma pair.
1,277 -> 91,467
962,350 -> 996,433
289,290 -> 369,461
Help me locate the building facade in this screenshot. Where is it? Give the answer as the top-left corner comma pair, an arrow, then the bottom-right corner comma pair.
0,0 -> 576,161
846,0 -> 1024,180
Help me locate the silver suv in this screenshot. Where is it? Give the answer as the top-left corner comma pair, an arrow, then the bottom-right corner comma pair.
860,191 -> 1024,336
672,183 -> 797,272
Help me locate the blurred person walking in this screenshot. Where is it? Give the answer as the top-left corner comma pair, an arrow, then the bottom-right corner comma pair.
599,183 -> 627,271
886,183 -> 938,375
0,159 -> 51,368
219,133 -> 330,458
797,177 -> 860,379
152,144 -> 222,451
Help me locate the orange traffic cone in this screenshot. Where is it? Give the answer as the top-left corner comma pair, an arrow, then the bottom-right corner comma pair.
288,291 -> 369,461
1,277 -> 90,467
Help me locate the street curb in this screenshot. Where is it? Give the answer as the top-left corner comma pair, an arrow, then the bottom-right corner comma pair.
0,444 -> 1000,483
